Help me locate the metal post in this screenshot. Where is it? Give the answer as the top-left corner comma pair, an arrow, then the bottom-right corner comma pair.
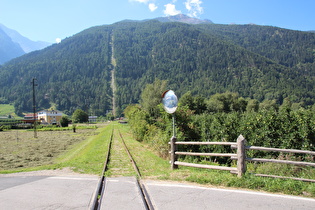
170,136 -> 178,169
172,113 -> 176,138
170,113 -> 178,169
32,78 -> 38,138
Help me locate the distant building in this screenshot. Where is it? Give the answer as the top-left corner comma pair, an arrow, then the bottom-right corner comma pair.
23,113 -> 38,123
89,116 -> 98,123
37,110 -> 63,125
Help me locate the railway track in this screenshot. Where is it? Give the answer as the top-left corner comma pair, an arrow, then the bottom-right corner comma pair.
89,128 -> 154,210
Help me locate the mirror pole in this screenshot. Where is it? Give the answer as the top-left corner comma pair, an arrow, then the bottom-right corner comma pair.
172,113 -> 176,138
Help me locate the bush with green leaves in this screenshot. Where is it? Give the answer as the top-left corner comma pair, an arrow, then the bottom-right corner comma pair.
72,109 -> 88,123
126,86 -> 315,165
60,116 -> 70,127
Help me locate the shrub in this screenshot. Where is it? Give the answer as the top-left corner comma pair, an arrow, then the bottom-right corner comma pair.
60,116 -> 70,127
72,109 -> 88,123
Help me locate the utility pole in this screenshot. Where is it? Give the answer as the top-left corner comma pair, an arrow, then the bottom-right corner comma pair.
31,78 -> 38,138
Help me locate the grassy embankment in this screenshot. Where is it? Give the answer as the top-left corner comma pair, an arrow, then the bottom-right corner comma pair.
0,121 -> 314,198
0,104 -> 20,118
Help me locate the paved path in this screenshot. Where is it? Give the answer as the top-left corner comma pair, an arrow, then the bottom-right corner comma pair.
0,175 -> 98,209
143,180 -> 315,210
1,175 -> 315,210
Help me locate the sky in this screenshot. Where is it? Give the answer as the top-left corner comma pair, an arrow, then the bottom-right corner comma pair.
1,0 -> 315,43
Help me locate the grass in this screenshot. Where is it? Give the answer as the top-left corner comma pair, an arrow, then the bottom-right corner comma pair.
0,104 -> 20,118
118,123 -> 170,178
36,124 -> 98,131
54,123 -> 112,174
104,123 -> 315,198
0,126 -> 101,173
104,128 -> 138,177
1,121 -> 315,198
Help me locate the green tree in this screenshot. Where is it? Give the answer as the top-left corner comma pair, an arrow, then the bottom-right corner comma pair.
60,116 -> 70,127
140,79 -> 168,118
72,109 -> 88,123
179,91 -> 194,110
179,91 -> 206,114
246,99 -> 259,112
259,99 -> 279,111
206,92 -> 246,113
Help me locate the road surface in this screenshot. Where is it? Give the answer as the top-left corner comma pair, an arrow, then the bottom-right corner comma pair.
1,173 -> 315,209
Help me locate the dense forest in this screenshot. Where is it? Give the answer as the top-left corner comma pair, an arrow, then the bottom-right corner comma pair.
1,19 -> 315,116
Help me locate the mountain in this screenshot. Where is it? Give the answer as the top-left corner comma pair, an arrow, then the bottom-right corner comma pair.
0,27 -> 25,64
120,14 -> 213,25
0,24 -> 51,64
0,18 -> 315,116
155,14 -> 213,24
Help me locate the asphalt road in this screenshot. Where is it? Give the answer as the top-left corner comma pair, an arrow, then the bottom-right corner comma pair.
0,175 -> 98,209
1,175 -> 315,210
143,180 -> 315,210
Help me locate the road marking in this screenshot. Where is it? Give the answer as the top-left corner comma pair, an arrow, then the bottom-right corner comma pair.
145,182 -> 315,202
47,176 -> 98,181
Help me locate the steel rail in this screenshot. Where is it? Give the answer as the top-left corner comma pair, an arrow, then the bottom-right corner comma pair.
90,127 -> 154,210
89,128 -> 114,210
118,129 -> 154,210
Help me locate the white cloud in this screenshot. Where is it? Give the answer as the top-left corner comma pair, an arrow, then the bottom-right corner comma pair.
130,0 -> 157,12
148,3 -> 158,12
185,0 -> 203,18
55,38 -> 61,44
164,3 -> 181,16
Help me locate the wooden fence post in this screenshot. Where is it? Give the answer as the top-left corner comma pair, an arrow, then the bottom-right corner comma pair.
237,135 -> 246,177
170,136 -> 178,169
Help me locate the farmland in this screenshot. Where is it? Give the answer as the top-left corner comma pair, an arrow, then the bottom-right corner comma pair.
0,104 -> 18,118
0,127 -> 99,171
0,122 -> 315,198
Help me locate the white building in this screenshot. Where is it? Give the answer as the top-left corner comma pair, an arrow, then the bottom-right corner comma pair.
37,110 -> 63,125
89,116 -> 98,123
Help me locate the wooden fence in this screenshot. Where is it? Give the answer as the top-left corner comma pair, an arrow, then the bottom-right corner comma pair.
169,135 -> 315,182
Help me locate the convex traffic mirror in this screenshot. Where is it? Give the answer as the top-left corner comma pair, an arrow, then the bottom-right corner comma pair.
162,90 -> 178,114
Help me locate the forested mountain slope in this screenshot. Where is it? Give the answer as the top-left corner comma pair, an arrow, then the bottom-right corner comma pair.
198,24 -> 315,68
0,26 -> 113,115
0,20 -> 315,116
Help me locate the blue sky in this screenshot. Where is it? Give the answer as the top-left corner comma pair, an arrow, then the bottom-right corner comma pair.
1,0 -> 314,43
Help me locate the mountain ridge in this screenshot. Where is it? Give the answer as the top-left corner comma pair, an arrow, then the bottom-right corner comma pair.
0,19 -> 315,116
0,24 -> 52,64
0,27 -> 24,65
154,14 -> 213,24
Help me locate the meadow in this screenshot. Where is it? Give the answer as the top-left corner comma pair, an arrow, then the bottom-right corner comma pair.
0,127 -> 99,172
0,122 -> 314,198
0,104 -> 19,118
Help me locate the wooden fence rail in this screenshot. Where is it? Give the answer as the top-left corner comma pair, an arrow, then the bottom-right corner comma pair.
169,135 -> 315,182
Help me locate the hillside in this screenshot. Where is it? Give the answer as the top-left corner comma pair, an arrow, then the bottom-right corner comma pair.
0,27 -> 25,64
0,19 -> 315,116
0,24 -> 51,64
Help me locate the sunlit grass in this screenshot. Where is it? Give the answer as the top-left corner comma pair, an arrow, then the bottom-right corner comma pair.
1,121 -> 314,198
55,124 -> 113,175
0,104 -> 20,118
